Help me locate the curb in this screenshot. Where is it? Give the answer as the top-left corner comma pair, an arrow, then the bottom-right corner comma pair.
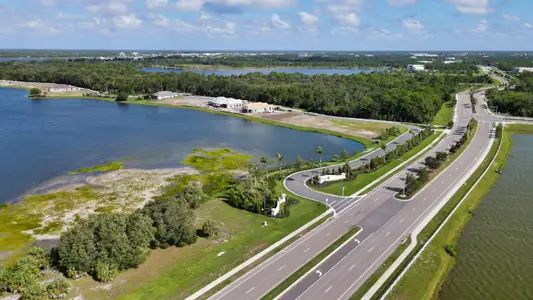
378,123 -> 500,300
363,122 -> 497,300
273,228 -> 364,300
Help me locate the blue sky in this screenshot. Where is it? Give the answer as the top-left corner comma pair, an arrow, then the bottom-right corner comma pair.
0,0 -> 532,50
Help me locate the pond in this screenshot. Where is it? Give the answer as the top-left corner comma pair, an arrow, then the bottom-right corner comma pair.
0,87 -> 364,203
439,134 -> 533,300
138,67 -> 380,76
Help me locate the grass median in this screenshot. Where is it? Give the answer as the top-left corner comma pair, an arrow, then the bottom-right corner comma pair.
262,226 -> 361,300
384,127 -> 507,300
312,131 -> 442,196
433,101 -> 454,126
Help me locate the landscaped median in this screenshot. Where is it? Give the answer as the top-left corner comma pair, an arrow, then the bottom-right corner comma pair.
261,226 -> 361,300
366,124 -> 509,300
310,127 -> 437,196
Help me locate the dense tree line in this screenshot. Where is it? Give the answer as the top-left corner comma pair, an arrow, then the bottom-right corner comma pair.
0,247 -> 71,299
0,60 -> 491,123
486,71 -> 533,117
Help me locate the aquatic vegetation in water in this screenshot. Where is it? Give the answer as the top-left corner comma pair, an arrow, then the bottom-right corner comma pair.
182,148 -> 251,172
69,161 -> 124,174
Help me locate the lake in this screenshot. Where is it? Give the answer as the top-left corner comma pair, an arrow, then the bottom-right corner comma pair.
138,67 -> 379,76
439,134 -> 533,300
0,87 -> 363,204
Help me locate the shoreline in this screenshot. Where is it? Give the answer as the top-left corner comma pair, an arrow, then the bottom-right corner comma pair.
0,83 -> 375,148
387,123 -> 533,300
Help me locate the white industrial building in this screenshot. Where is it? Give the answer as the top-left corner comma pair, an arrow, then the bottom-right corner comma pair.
47,84 -> 81,92
407,64 -> 426,72
208,97 -> 247,108
242,102 -> 277,113
152,91 -> 180,100
514,67 -> 533,73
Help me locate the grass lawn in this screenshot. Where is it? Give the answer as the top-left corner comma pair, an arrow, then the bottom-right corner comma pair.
433,101 -> 454,126
70,196 -> 327,300
263,226 -> 361,300
386,127 -> 509,300
312,131 -> 441,196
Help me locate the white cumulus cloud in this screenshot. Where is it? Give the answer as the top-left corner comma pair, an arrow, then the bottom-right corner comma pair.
402,18 -> 424,31
503,14 -> 520,21
472,18 -> 488,33
449,0 -> 491,15
271,14 -> 290,29
114,14 -> 142,29
146,0 -> 168,9
387,0 -> 418,6
525,23 -> 532,28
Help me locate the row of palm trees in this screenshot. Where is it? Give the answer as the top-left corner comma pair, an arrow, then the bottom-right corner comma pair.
257,146 -> 355,180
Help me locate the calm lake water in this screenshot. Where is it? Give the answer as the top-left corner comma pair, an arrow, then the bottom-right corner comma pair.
138,67 -> 379,76
439,134 -> 533,300
0,87 -> 363,204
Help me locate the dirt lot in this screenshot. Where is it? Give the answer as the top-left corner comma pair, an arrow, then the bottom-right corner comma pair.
259,112 -> 386,139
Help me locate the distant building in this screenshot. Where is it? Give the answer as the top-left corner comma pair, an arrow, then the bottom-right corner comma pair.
443,60 -> 458,64
513,67 -> 533,73
208,97 -> 247,109
152,91 -> 179,100
407,64 -> 425,72
47,84 -> 81,92
242,102 -> 277,113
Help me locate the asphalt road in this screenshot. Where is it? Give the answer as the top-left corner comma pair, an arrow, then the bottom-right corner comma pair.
209,91 -> 498,300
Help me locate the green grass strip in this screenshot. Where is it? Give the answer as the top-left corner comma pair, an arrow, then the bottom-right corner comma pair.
375,128 -> 504,300
396,122 -> 478,200
433,101 -> 454,126
197,210 -> 333,300
313,130 -> 442,196
262,226 -> 361,300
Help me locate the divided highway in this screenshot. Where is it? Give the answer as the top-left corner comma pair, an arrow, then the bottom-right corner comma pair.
209,90 -> 499,300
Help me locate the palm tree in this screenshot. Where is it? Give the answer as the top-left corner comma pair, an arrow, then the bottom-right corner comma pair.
248,163 -> 258,185
315,146 -> 323,165
260,157 -> 270,179
276,153 -> 284,174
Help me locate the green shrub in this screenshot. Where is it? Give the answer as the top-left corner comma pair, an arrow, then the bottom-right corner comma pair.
20,282 -> 46,300
201,220 -> 219,237
94,261 -> 118,283
46,278 -> 71,298
445,244 -> 458,258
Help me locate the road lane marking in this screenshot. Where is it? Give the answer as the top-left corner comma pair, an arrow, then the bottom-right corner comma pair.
349,264 -> 356,271
423,197 -> 427,202
400,219 -> 404,223
412,208 -> 416,212
304,248 -> 310,253
385,232 -> 391,236
369,247 -> 374,252
325,286 -> 332,293
344,220 -> 348,224
277,265 -> 286,272
326,233 -> 331,237
336,135 -> 494,300
441,181 -> 444,184
374,197 -> 379,202
245,287 -> 255,294
433,188 -> 436,192
293,233 -> 374,300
